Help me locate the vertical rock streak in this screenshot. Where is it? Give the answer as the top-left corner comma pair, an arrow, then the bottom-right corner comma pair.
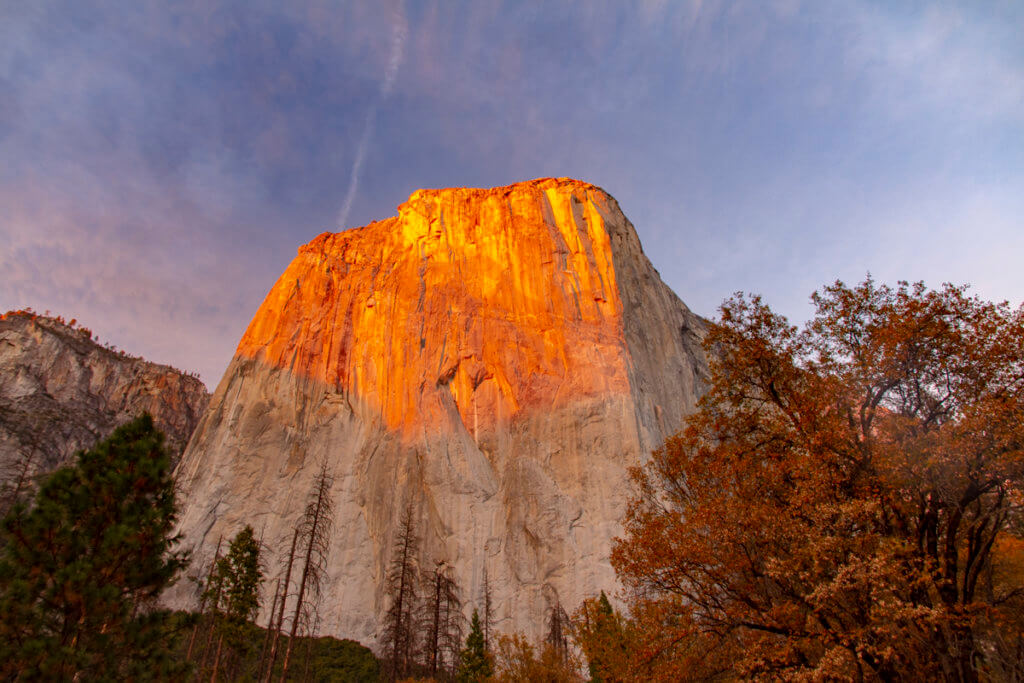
236,179 -> 630,435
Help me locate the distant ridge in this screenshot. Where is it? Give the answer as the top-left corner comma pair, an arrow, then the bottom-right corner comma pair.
0,310 -> 210,495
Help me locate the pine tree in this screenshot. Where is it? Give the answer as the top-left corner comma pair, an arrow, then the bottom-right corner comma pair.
262,526 -> 299,682
574,591 -> 629,683
545,599 -> 569,664
218,526 -> 262,622
589,591 -> 616,681
422,561 -> 464,678
382,497 -> 421,681
0,438 -> 42,520
280,459 -> 335,681
0,414 -> 188,680
205,525 -> 263,680
481,564 -> 494,653
456,609 -> 492,683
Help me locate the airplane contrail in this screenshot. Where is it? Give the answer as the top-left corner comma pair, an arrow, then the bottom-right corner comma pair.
338,1 -> 408,229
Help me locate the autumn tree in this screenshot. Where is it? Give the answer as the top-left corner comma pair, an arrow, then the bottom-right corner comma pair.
572,592 -> 631,683
613,279 -> 1024,680
0,415 -> 188,680
492,632 -> 581,683
382,496 -> 422,681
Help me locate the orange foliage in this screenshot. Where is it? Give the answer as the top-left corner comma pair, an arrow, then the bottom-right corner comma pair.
492,632 -> 582,682
613,279 -> 1024,680
571,593 -> 639,682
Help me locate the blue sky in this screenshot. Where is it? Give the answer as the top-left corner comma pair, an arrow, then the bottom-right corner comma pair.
2,1 -> 1022,386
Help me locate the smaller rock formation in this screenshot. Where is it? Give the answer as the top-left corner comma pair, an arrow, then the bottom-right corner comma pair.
0,311 -> 210,494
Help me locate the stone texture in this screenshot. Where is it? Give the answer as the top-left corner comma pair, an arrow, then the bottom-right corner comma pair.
0,311 -> 210,488
172,178 -> 707,645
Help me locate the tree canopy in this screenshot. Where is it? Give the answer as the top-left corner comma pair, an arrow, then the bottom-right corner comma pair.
0,414 -> 188,680
613,279 -> 1024,680
457,609 -> 493,683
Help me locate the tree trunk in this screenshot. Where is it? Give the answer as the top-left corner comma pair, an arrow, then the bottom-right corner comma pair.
257,578 -> 281,681
210,632 -> 224,683
187,538 -> 222,664
482,565 -> 492,653
430,568 -> 441,677
281,472 -> 329,682
391,539 -> 410,681
197,586 -> 224,680
302,634 -> 314,683
264,527 -> 300,683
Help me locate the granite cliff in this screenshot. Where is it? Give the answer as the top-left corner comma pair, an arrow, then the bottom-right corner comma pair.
0,311 -> 210,498
173,178 -> 708,644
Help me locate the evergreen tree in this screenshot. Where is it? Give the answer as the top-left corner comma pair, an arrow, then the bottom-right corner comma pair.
0,414 -> 188,680
218,525 -> 262,623
456,609 -> 492,683
589,592 -> 616,682
574,591 -> 630,683
203,525 -> 263,680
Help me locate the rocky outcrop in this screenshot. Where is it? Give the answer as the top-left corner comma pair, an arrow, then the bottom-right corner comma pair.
0,311 -> 210,490
172,178 -> 708,645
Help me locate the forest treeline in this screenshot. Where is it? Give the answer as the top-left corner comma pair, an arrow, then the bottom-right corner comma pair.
0,278 -> 1022,681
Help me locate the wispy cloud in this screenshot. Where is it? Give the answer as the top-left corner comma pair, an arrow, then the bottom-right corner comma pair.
338,0 -> 408,229
1,0 -> 1021,387
843,4 -> 1024,123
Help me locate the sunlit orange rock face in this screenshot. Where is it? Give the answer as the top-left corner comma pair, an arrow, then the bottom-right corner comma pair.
237,179 -> 630,435
173,178 -> 707,646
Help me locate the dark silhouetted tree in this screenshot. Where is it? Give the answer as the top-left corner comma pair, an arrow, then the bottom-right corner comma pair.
0,414 -> 188,680
481,564 -> 494,653
456,609 -> 493,683
281,460 -> 335,681
545,599 -> 570,665
206,525 -> 263,681
382,496 -> 421,681
422,561 -> 464,679
262,526 -> 299,683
